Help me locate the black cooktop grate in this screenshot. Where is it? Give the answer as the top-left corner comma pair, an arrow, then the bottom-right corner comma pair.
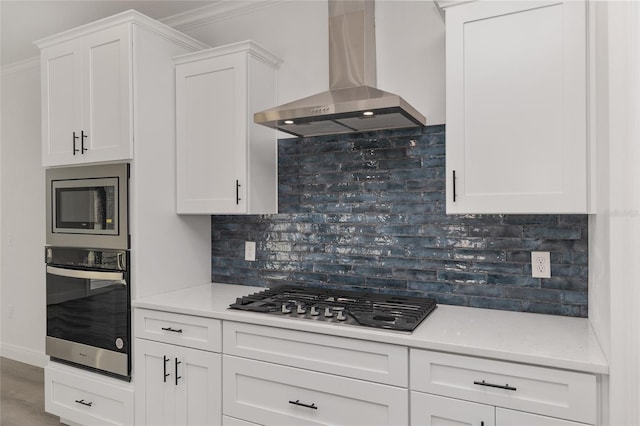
229,285 -> 437,332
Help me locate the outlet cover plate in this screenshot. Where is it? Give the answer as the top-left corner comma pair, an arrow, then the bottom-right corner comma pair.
531,251 -> 551,278
245,241 -> 256,262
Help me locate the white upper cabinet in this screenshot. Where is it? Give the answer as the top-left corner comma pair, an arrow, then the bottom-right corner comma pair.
37,10 -> 208,168
39,23 -> 131,166
174,41 -> 280,215
445,1 -> 588,214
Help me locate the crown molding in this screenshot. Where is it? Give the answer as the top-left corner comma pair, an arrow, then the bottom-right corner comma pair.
1,56 -> 40,76
161,0 -> 290,32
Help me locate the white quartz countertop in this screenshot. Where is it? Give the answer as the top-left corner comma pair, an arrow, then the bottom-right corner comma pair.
132,282 -> 608,375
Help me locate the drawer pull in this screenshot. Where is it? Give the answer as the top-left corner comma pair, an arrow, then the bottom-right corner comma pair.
161,327 -> 183,333
289,399 -> 318,410
75,399 -> 93,407
473,380 -> 517,391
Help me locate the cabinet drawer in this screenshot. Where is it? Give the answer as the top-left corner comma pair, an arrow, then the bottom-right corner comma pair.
223,415 -> 261,426
134,308 -> 221,352
223,355 -> 408,426
45,363 -> 134,426
410,349 -> 596,424
223,321 -> 408,386
496,407 -> 590,426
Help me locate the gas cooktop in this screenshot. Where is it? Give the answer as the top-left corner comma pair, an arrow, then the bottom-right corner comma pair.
229,285 -> 437,332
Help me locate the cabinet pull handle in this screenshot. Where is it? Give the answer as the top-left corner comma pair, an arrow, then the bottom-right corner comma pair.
452,170 -> 457,202
163,355 -> 170,382
175,358 -> 182,386
75,399 -> 93,407
236,180 -> 242,205
473,380 -> 517,391
288,399 -> 317,410
161,327 -> 183,333
81,130 -> 88,153
72,132 -> 79,155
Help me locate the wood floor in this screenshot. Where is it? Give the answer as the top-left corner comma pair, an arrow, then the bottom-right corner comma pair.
0,357 -> 60,426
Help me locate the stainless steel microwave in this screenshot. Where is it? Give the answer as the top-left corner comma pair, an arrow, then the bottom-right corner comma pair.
46,163 -> 129,250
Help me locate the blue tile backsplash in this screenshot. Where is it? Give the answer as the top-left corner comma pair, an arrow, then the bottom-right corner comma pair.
211,125 -> 588,317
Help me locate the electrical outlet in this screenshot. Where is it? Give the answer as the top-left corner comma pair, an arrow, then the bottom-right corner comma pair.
245,241 -> 256,262
531,251 -> 551,278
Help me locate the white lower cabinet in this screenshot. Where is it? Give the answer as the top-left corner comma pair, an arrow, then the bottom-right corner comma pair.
134,338 -> 221,426
410,349 -> 597,426
223,355 -> 408,426
411,392 -> 590,426
129,314 -> 602,426
411,392 -> 495,426
495,408 -> 590,426
45,362 -> 134,426
222,416 -> 261,426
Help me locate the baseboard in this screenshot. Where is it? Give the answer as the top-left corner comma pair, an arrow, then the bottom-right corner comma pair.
0,342 -> 48,367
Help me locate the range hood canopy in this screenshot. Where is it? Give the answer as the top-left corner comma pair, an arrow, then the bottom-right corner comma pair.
254,0 -> 426,138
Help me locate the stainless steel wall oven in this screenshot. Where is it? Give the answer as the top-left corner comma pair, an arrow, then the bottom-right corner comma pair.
45,246 -> 130,379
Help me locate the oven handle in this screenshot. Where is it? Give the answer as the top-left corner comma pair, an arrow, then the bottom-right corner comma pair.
46,266 -> 125,283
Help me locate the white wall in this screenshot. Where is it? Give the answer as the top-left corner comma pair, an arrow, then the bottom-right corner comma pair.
0,59 -> 47,366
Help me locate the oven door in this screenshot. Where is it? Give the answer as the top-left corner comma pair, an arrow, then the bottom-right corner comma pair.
46,265 -> 130,378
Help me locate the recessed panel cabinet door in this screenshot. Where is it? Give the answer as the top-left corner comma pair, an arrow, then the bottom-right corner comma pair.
445,1 -> 587,214
176,54 -> 247,214
41,40 -> 83,165
135,338 -> 222,426
135,339 -> 178,426
81,24 -> 132,163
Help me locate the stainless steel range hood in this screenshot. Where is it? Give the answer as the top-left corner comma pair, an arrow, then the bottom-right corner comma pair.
254,0 -> 426,138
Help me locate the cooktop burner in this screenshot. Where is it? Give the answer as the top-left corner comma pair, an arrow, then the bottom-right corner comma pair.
229,285 -> 437,332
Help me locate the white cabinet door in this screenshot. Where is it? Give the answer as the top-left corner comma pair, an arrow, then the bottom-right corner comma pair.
135,338 -> 221,426
40,23 -> 132,166
445,1 -> 587,214
496,408 -> 590,426
175,41 -> 279,215
411,392 -> 495,426
176,53 -> 247,213
80,24 -> 132,164
41,39 -> 83,165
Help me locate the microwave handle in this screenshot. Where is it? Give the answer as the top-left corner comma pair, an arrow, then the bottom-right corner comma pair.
46,266 -> 125,283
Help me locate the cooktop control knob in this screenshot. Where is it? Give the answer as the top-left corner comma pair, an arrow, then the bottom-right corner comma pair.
336,310 -> 347,321
296,304 -> 306,314
281,303 -> 292,314
324,307 -> 334,318
310,306 -> 320,316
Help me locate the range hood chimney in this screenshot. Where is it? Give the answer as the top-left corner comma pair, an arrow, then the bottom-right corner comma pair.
254,0 -> 426,138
